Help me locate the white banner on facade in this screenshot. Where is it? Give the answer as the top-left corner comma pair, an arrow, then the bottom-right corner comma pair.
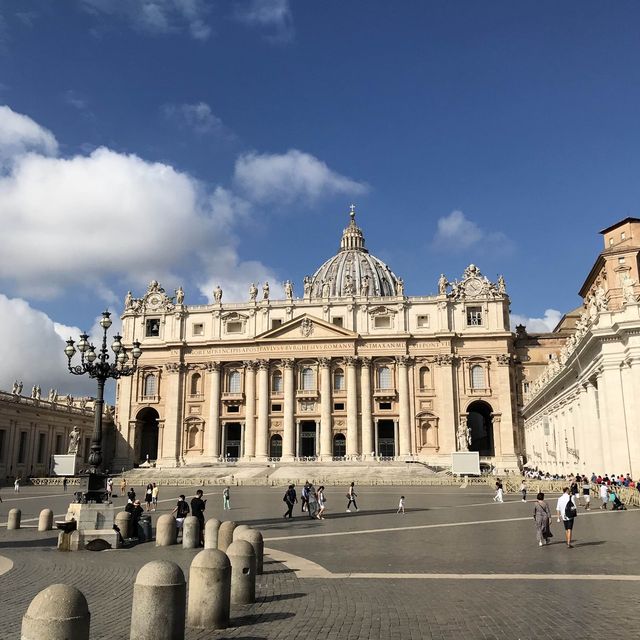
51,454 -> 77,476
451,452 -> 481,476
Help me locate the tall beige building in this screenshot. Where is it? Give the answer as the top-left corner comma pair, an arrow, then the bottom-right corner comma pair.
115,210 -> 521,470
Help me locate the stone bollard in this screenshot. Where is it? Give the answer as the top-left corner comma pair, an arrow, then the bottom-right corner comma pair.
182,516 -> 200,549
232,524 -> 250,541
38,509 -> 53,532
155,514 -> 177,547
21,583 -> 90,640
204,518 -> 221,549
239,529 -> 264,574
130,560 -> 186,640
217,521 -> 236,552
7,508 -> 21,530
115,511 -> 132,539
186,549 -> 231,630
226,539 -> 256,605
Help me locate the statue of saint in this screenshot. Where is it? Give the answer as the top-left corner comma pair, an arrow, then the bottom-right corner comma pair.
438,274 -> 448,295
16,381 -> 23,395
35,385 -> 41,400
175,286 -> 184,304
457,422 -> 469,452
322,279 -> 331,298
68,426 -> 81,455
124,291 -> 133,309
11,381 -> 18,395
284,280 -> 293,300
497,275 -> 506,294
594,286 -> 608,311
397,278 -> 405,296
361,274 -> 370,296
303,276 -> 312,297
622,273 -> 637,304
262,281 -> 270,300
31,385 -> 37,399
214,285 -> 223,303
344,274 -> 354,295
249,283 -> 258,301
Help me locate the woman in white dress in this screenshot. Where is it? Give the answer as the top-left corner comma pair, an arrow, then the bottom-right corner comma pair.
316,486 -> 326,519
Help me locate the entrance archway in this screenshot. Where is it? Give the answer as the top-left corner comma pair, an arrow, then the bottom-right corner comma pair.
333,433 -> 346,458
377,419 -> 395,457
224,423 -> 241,459
299,421 -> 316,457
269,434 -> 282,459
467,401 -> 495,456
137,407 -> 159,462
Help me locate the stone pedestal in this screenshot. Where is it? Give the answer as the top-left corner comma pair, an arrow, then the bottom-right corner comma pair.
59,503 -> 120,551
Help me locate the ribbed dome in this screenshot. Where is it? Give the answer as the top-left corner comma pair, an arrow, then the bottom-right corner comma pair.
306,207 -> 402,299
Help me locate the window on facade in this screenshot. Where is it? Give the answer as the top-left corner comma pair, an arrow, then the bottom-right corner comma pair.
332,317 -> 344,327
271,403 -> 282,412
374,315 -> 392,329
609,237 -> 614,246
18,431 -> 27,464
378,366 -> 392,389
37,432 -> 46,464
188,426 -> 199,449
523,382 -> 530,394
143,374 -> 157,397
145,318 -> 160,337
301,367 -> 314,390
419,366 -> 431,390
622,231 -> 626,240
226,321 -> 243,334
470,365 -> 485,389
190,373 -> 201,396
228,370 -> 241,393
192,323 -> 204,336
417,315 -> 430,328
55,434 -> 63,455
334,402 -> 345,411
466,306 -> 483,326
271,319 -> 282,329
0,429 -> 5,461
227,405 -> 240,413
379,401 -> 392,410
618,256 -> 626,264
272,370 -> 283,393
333,368 -> 345,390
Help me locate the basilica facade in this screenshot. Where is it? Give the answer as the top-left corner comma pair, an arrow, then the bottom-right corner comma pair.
114,210 -> 522,470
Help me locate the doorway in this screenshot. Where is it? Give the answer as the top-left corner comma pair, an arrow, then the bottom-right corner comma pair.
467,401 -> 495,456
269,434 -> 282,459
299,421 -> 316,457
137,407 -> 159,462
224,422 -> 241,459
377,419 -> 395,457
333,433 -> 346,458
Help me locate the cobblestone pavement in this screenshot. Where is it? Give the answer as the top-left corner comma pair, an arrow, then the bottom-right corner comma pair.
1,484 -> 640,639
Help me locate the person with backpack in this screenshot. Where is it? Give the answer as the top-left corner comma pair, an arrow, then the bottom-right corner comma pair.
346,482 -> 358,512
171,495 -> 190,538
283,484 -> 297,519
556,487 -> 577,548
222,486 -> 231,510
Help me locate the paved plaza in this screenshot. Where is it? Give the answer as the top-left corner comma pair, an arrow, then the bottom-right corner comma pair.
1,482 -> 639,639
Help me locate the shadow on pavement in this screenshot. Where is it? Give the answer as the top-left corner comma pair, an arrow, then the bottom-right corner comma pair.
233,611 -> 295,626
260,592 -> 306,603
0,537 -> 57,549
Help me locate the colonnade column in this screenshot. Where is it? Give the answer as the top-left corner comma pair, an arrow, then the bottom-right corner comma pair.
595,368 -> 613,472
397,356 -> 411,458
319,358 -> 332,460
282,359 -> 295,461
494,357 -> 516,464
255,360 -> 269,460
435,355 -> 456,455
164,363 -> 184,466
624,359 -> 640,477
360,357 -> 373,458
206,363 -> 221,460
601,362 -> 632,474
243,361 -> 256,460
345,357 -> 359,457
583,380 -> 604,473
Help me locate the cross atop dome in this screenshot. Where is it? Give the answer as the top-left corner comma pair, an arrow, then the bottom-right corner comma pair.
349,203 -> 356,219
341,204 -> 365,251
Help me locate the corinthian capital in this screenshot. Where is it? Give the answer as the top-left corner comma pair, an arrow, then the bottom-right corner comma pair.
281,358 -> 295,369
318,357 -> 331,368
204,362 -> 220,372
243,360 -> 257,371
344,356 -> 360,367
256,359 -> 269,371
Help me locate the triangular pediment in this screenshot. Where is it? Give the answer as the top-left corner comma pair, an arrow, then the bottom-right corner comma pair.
256,313 -> 359,341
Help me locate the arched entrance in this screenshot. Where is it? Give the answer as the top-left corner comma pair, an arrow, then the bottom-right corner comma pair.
377,419 -> 395,457
137,407 -> 160,462
467,401 -> 494,456
269,434 -> 282,459
224,423 -> 242,459
333,433 -> 346,458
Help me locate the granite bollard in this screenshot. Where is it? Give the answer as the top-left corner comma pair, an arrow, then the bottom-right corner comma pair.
182,516 -> 200,549
155,514 -> 177,547
7,508 -> 21,530
38,509 -> 53,532
204,518 -> 221,549
238,528 -> 264,574
115,511 -> 132,540
21,583 -> 90,640
217,521 -> 236,552
130,560 -> 186,640
232,524 -> 250,541
226,539 -> 256,604
186,549 -> 231,630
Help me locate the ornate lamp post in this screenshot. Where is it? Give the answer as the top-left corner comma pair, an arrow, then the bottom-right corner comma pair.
64,311 -> 141,500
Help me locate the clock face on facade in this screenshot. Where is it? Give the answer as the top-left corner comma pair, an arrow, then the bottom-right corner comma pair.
465,277 -> 483,297
147,294 -> 162,309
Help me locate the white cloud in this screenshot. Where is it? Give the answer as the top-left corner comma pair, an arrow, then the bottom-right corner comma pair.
0,105 -> 58,163
162,102 -> 224,135
510,309 -> 562,333
432,210 -> 513,253
63,89 -> 89,111
234,149 -> 368,205
80,0 -> 211,40
235,0 -> 293,42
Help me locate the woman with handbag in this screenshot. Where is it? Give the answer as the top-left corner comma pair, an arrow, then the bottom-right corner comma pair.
533,492 -> 553,547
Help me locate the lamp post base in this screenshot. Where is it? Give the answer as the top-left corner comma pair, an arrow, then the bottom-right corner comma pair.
77,472 -> 108,504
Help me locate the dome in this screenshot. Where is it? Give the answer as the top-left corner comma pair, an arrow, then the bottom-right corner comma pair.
305,207 -> 402,299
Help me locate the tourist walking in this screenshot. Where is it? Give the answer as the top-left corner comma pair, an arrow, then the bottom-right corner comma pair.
222,486 -> 231,510
106,478 -> 113,503
582,477 -> 591,510
301,482 -> 310,513
346,482 -> 359,512
144,483 -> 153,512
120,477 -> 127,495
283,484 -> 297,518
316,486 -> 327,519
151,483 -> 159,511
191,489 -> 207,545
14,477 -> 20,493
520,480 -> 527,502
533,492 -> 552,546
556,487 -> 577,548
599,483 -> 609,510
397,495 -> 406,514
127,487 -> 136,503
62,476 -> 68,492
307,484 -> 318,519
171,495 -> 190,537
126,499 -> 144,537
493,478 -> 503,503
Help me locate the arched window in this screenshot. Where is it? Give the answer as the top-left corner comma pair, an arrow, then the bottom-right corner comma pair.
228,370 -> 241,393
143,373 -> 157,397
301,367 -> 314,390
378,366 -> 392,389
190,373 -> 201,396
333,368 -> 345,390
272,370 -> 283,393
419,366 -> 430,390
471,365 -> 485,389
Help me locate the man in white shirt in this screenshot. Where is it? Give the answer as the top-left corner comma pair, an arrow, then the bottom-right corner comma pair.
556,487 -> 577,548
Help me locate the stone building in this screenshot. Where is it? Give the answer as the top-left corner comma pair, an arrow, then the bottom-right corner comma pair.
114,209 -> 521,470
522,218 -> 640,477
0,387 -> 114,479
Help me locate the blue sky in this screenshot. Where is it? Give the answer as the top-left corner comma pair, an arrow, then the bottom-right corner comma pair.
1,0 -> 640,396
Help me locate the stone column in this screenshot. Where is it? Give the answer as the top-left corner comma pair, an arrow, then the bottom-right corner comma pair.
602,362 -> 633,473
374,418 -> 379,456
583,380 -> 604,473
345,357 -> 359,457
319,358 -> 332,460
595,369 -> 613,472
396,356 -> 412,458
255,360 -> 269,460
163,363 -> 184,467
282,359 -> 295,461
206,363 -> 221,460
493,356 -> 517,468
295,420 -> 301,457
624,360 -> 640,477
360,358 -> 373,458
243,361 -> 256,460
435,354 -> 456,455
